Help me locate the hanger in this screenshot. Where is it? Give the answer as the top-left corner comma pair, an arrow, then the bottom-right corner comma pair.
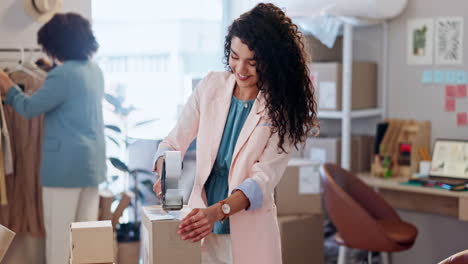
23,48 -> 47,78
9,47 -> 43,80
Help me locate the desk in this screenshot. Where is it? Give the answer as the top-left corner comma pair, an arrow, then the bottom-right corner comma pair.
358,173 -> 468,222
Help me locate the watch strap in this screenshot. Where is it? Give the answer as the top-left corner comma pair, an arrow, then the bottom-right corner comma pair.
218,200 -> 229,221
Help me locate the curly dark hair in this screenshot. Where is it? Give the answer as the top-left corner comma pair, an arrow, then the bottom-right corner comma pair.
224,3 -> 319,152
38,13 -> 98,61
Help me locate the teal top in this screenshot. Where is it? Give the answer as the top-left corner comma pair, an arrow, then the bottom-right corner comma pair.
5,60 -> 107,187
204,96 -> 255,234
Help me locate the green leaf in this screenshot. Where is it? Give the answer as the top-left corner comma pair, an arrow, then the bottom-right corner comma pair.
137,190 -> 145,202
109,157 -> 129,172
105,135 -> 120,147
140,180 -> 156,197
140,179 -> 154,187
105,125 -> 122,133
132,119 -> 158,128
125,138 -> 138,146
131,169 -> 154,176
119,105 -> 136,116
104,93 -> 122,110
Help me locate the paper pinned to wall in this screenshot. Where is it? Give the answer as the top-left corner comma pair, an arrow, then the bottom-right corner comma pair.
446,85 -> 457,97
446,71 -> 457,83
457,112 -> 468,126
435,17 -> 464,65
434,71 -> 445,83
407,18 -> 434,65
456,85 -> 467,98
421,70 -> 433,84
445,97 -> 455,112
456,71 -> 467,84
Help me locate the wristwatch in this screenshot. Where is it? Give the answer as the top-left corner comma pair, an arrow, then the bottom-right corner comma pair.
219,200 -> 231,221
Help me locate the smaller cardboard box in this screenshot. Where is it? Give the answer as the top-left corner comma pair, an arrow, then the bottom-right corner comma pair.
276,159 -> 321,216
278,214 -> 324,264
70,220 -> 114,264
305,35 -> 343,62
0,224 -> 16,263
142,206 -> 201,264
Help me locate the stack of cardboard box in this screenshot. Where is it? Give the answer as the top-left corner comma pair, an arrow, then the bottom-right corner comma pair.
275,159 -> 324,264
69,220 -> 114,264
142,206 -> 201,264
303,135 -> 375,173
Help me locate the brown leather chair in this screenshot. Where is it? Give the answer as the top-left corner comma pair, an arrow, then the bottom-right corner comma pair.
320,163 -> 418,264
439,250 -> 468,264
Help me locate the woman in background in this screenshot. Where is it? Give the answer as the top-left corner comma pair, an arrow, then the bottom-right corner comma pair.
153,3 -> 319,264
0,13 -> 106,264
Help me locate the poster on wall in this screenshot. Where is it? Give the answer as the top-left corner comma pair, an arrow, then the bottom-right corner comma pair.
435,17 -> 464,65
407,18 -> 434,65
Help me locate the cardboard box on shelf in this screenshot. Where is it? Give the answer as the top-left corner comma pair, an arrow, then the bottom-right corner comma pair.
310,62 -> 377,111
276,159 -> 322,216
278,214 -> 324,264
70,220 -> 114,264
303,135 -> 374,173
305,35 -> 343,62
142,206 -> 201,264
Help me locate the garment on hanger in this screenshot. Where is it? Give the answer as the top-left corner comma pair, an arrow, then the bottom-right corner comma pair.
0,70 -> 45,237
0,97 -> 14,205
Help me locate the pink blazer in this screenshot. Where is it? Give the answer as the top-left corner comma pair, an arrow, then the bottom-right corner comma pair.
157,72 -> 293,264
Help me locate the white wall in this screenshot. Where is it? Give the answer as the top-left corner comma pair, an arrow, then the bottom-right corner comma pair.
387,0 -> 468,142
0,0 -> 91,47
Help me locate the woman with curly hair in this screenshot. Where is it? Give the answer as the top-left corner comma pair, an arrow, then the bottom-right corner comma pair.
0,13 -> 105,264
153,3 -> 318,263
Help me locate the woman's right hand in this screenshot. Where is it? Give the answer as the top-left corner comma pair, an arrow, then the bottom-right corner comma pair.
152,157 -> 164,199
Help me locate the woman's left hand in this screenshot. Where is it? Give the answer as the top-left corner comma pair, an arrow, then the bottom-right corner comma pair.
178,205 -> 222,242
0,70 -> 15,94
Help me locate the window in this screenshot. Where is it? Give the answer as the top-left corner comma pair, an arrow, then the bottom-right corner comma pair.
93,0 -> 227,140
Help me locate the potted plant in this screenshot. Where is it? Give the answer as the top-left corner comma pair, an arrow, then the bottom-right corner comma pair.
103,87 -> 157,263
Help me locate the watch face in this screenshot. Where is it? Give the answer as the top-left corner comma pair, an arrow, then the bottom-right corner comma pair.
222,203 -> 231,214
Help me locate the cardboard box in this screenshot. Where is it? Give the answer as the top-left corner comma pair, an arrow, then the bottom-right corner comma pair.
304,135 -> 374,173
0,224 -> 15,263
117,241 -> 140,264
310,62 -> 377,111
305,35 -> 343,62
276,159 -> 321,216
278,215 -> 324,264
142,206 -> 201,264
70,220 -> 114,264
354,135 -> 374,172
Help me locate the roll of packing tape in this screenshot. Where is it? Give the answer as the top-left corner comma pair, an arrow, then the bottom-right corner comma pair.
164,151 -> 182,180
0,224 -> 15,262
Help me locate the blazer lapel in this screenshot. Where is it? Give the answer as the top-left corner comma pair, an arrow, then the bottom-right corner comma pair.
230,92 -> 266,174
201,74 -> 236,185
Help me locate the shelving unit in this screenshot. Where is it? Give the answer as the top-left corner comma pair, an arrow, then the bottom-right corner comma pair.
317,21 -> 388,170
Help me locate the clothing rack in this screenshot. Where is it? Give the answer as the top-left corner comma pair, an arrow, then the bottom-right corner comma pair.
0,48 -> 42,52
0,47 -> 47,80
